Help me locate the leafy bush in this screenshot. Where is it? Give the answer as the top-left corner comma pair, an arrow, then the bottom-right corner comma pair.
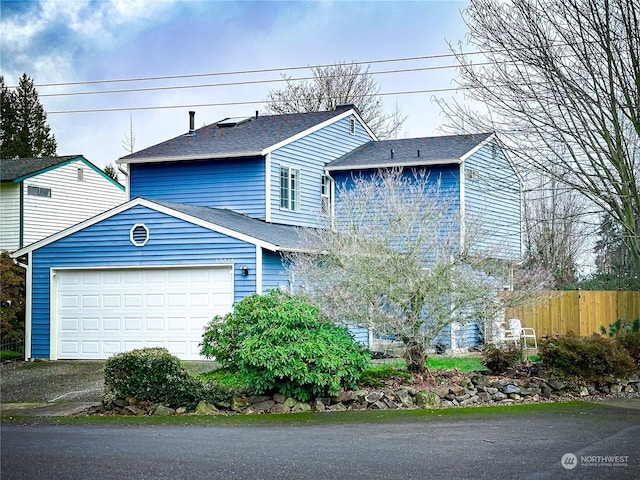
200,290 -> 370,401
600,318 -> 640,337
1,251 -> 25,343
539,333 -> 637,380
617,331 -> 640,366
103,347 -> 229,409
481,342 -> 523,373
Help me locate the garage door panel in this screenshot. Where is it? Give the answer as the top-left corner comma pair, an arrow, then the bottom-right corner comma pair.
56,267 -> 233,360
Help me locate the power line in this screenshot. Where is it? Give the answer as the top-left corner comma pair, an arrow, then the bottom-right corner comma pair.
38,64 -> 480,98
27,53 -> 489,88
46,87 -> 466,114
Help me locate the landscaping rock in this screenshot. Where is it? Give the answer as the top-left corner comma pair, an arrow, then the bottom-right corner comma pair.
272,393 -> 287,404
503,384 -> 520,395
231,396 -> 249,411
292,402 -> 311,412
252,400 -> 275,412
471,374 -> 489,388
327,403 -> 347,412
123,405 -> 145,416
365,391 -> 384,403
269,403 -> 291,414
414,390 -> 442,408
547,380 -> 566,391
459,395 -> 479,406
153,404 -> 176,416
248,395 -> 271,404
333,391 -> 356,403
195,400 -> 218,415
491,392 -> 507,401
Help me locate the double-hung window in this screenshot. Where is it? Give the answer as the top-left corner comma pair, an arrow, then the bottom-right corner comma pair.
280,166 -> 300,211
321,174 -> 331,215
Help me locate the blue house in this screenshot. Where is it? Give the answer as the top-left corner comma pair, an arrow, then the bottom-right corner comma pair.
12,105 -> 521,360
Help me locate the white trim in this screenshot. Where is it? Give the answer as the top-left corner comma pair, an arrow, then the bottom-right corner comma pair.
256,246 -> 263,294
118,151 -> 262,165
459,133 -> 496,163
24,253 -> 32,360
326,158 -> 461,172
459,163 -> 466,252
278,164 -> 300,212
11,197 -> 282,257
49,264 -> 234,361
265,152 -> 272,222
50,268 -> 58,360
262,109 -> 377,155
129,223 -> 150,246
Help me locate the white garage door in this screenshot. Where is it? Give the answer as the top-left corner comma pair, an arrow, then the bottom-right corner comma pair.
55,267 -> 233,360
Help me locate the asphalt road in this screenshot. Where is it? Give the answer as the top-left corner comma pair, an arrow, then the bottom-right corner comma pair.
2,404 -> 639,480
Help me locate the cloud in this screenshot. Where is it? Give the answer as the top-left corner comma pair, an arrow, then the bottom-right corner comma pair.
0,0 -> 177,83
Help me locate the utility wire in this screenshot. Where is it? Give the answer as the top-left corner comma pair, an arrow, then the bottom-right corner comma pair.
46,87 -> 466,114
27,52 -> 490,88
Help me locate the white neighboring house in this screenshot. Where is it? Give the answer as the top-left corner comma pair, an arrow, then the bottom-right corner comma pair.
0,155 -> 126,252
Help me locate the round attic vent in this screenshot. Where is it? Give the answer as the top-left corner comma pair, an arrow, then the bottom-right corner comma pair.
130,224 -> 149,247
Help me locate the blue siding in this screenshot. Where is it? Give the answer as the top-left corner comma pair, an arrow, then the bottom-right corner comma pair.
270,115 -> 373,227
261,250 -> 290,293
129,157 -> 267,219
29,205 -> 259,358
464,140 -> 521,260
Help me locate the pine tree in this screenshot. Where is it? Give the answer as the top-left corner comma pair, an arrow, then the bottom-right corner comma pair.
1,73 -> 57,159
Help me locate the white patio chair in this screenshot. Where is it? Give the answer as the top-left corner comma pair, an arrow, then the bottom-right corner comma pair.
504,318 -> 537,353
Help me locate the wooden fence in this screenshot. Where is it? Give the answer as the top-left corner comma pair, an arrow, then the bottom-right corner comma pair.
504,291 -> 640,338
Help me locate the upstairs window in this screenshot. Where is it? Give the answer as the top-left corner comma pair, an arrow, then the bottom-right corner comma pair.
27,186 -> 51,198
280,166 -> 300,211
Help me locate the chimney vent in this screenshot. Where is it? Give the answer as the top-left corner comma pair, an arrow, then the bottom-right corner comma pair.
255,110 -> 259,119
391,149 -> 394,159
417,149 -> 420,157
188,111 -> 195,134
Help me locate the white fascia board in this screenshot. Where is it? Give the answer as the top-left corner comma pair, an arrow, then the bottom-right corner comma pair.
261,109 -> 376,156
117,151 -> 262,165
326,158 -> 461,172
459,132 -> 496,163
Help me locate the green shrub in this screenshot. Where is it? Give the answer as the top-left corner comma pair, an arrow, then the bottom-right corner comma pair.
539,333 -> 637,380
200,290 -> 370,401
617,331 -> 640,366
481,342 -> 523,373
103,347 -> 229,409
600,318 -> 640,337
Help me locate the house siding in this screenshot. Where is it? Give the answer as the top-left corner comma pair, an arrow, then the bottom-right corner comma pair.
463,141 -> 521,260
0,182 -> 20,251
129,157 -> 266,219
261,250 -> 290,293
21,160 -> 126,248
270,115 -> 373,227
29,205 -> 258,358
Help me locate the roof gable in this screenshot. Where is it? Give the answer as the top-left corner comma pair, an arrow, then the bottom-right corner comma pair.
0,155 -> 124,190
326,133 -> 494,171
11,198 -> 305,258
118,105 -> 374,164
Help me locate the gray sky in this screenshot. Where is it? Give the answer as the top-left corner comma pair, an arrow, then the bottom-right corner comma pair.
1,0 -> 472,169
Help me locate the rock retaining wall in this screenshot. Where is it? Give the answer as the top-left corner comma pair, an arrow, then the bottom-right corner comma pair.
96,372 -> 640,417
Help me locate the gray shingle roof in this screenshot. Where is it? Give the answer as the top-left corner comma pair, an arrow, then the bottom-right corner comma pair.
326,133 -> 493,170
1,155 -> 83,182
120,106 -> 356,162
148,199 -> 305,251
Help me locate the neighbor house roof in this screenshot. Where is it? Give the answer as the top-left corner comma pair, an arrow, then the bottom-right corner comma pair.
326,133 -> 494,171
1,155 -> 84,182
149,199 -> 306,251
119,105 -> 373,164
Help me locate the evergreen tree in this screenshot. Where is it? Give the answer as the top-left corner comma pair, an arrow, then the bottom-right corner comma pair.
1,73 -> 56,159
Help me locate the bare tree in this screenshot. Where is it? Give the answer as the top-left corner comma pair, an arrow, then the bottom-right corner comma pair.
264,61 -> 405,139
523,174 -> 593,286
287,170 -> 549,374
438,0 -> 640,275
122,113 -> 136,154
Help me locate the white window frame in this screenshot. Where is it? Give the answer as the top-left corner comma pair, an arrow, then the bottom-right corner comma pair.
280,166 -> 300,211
27,185 -> 52,198
321,174 -> 331,215
130,223 -> 150,247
